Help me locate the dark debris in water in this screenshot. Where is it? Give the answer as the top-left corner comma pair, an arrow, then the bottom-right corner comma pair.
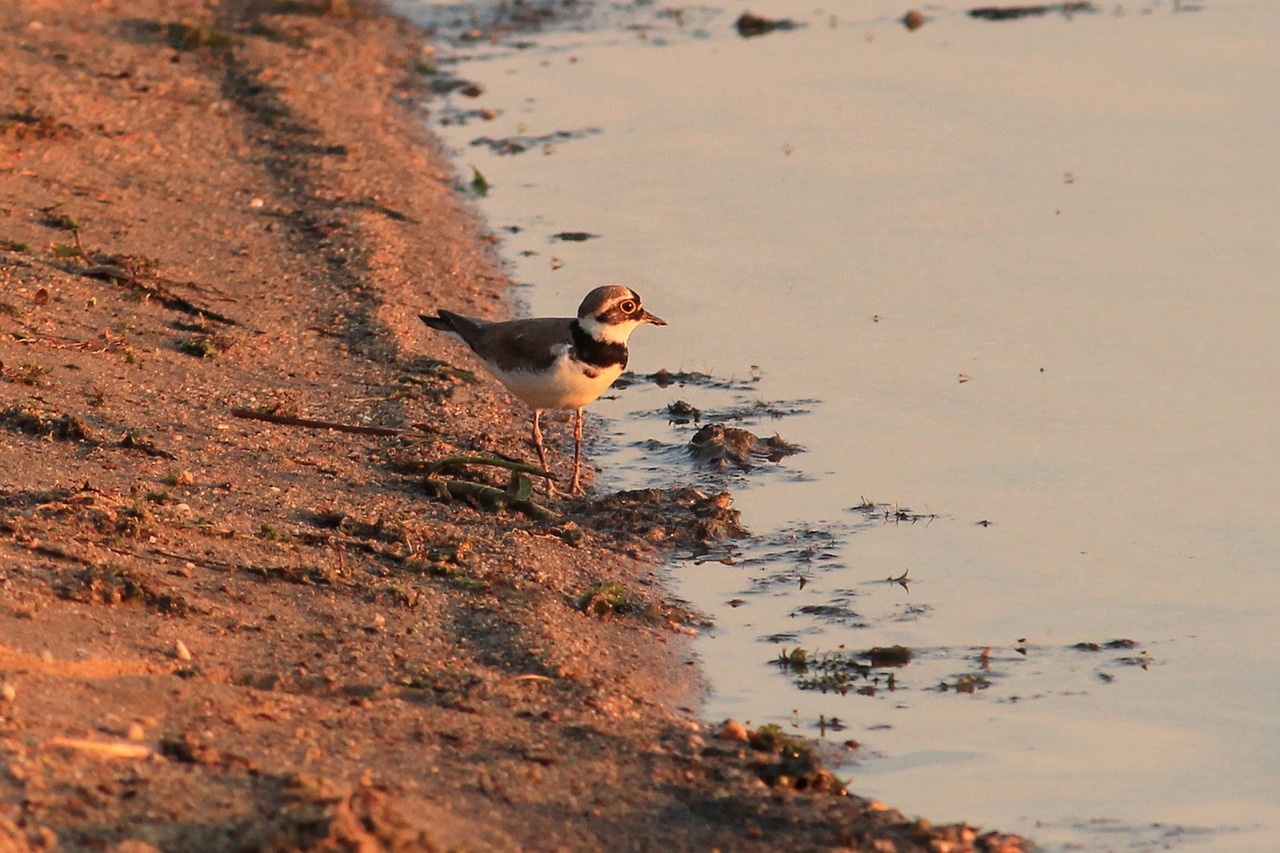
1072,638 -> 1137,651
864,645 -> 913,667
614,368 -> 757,392
436,107 -> 498,127
738,525 -> 846,578
428,73 -> 480,96
890,602 -> 933,622
688,423 -> 800,471
1061,818 -> 1225,850
968,2 -> 1094,20
423,0 -> 595,44
666,399 -> 701,424
1075,639 -> 1153,670
735,12 -> 801,37
793,603 -> 865,627
707,398 -> 816,422
773,638 -> 1154,701
469,128 -> 602,155
860,569 -> 912,593
650,398 -> 815,427
935,673 -> 993,694
773,647 -> 901,697
849,499 -> 938,525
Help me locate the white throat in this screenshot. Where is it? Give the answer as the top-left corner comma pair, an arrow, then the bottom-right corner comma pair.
578,314 -> 640,345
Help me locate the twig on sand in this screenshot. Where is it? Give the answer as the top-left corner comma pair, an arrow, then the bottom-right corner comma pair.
228,409 -> 554,518
69,227 -> 239,325
229,407 -> 433,437
425,456 -> 556,520
48,737 -> 151,760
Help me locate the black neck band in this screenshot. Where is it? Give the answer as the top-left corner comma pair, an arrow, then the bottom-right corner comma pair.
571,320 -> 628,369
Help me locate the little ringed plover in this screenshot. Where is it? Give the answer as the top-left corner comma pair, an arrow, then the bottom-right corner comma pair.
420,285 -> 665,495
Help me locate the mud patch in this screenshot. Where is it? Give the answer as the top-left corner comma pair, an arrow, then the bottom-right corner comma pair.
0,405 -> 92,442
576,486 -> 749,552
688,423 -> 800,470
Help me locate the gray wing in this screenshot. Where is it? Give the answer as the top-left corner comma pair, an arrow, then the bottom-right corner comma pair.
427,312 -> 574,373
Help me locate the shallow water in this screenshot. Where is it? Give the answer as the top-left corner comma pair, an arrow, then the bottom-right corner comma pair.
395,1 -> 1280,848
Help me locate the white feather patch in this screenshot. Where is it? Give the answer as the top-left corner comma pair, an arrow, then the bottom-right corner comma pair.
577,314 -> 644,345
486,346 -> 624,410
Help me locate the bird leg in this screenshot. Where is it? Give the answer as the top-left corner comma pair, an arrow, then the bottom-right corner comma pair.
531,409 -> 556,496
570,407 -> 585,495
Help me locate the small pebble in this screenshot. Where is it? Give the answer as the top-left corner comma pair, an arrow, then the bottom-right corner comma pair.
175,640 -> 192,661
1,683 -> 16,703
718,719 -> 749,742
126,722 -> 146,741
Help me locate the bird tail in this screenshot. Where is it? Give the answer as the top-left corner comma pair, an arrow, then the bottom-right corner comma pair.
419,313 -> 454,332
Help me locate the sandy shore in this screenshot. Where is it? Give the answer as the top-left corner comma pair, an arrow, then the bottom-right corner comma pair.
0,1 -> 1031,850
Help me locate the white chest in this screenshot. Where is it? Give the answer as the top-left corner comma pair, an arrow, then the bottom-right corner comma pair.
487,346 -> 623,411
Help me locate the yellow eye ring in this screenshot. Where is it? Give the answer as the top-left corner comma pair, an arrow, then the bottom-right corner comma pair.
620,300 -> 637,314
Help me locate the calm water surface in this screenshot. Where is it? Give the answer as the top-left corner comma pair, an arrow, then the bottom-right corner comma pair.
395,1 -> 1280,848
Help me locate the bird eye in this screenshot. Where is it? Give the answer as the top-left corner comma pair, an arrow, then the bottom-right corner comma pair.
620,300 -> 637,314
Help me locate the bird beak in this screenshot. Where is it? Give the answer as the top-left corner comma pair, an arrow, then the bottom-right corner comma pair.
640,309 -> 666,326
